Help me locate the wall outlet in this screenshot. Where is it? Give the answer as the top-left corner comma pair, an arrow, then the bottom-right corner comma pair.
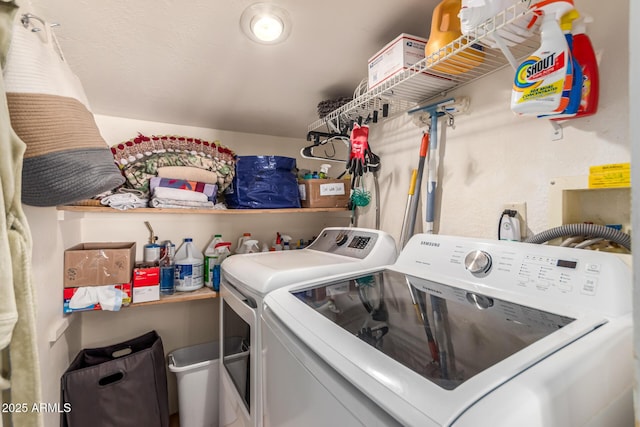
503,202 -> 527,239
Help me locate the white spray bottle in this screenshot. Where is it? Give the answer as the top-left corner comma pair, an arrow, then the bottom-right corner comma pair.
511,0 -> 575,115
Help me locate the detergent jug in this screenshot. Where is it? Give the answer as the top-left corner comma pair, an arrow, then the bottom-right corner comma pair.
174,238 -> 204,292
572,15 -> 599,117
425,0 -> 485,75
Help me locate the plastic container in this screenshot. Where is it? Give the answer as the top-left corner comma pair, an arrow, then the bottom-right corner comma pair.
236,232 -> 252,254
174,238 -> 204,292
425,0 -> 485,74
159,241 -> 176,295
511,0 -> 575,115
168,338 -> 246,427
572,16 -> 599,117
168,341 -> 220,427
211,242 -> 232,291
204,234 -> 223,288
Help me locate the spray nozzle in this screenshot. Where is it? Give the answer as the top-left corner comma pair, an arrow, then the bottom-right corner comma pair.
559,9 -> 580,31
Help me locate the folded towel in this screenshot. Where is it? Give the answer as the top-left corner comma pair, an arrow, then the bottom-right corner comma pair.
149,198 -> 215,209
101,192 -> 149,210
149,177 -> 217,202
152,187 -> 209,203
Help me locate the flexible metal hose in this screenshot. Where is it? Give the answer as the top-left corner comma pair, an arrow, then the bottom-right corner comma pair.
524,224 -> 631,251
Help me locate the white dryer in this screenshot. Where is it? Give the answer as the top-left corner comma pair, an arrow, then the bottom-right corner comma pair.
262,234 -> 633,426
219,227 -> 398,427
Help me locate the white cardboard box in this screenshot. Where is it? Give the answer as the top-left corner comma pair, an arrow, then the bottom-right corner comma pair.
368,34 -> 429,90
133,282 -> 160,303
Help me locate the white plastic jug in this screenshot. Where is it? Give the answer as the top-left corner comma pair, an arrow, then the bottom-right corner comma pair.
174,238 -> 204,292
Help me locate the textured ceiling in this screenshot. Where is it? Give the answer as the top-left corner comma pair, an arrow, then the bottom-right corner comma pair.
26,0 -> 439,138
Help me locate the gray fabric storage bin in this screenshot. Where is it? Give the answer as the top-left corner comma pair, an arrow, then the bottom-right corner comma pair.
60,330 -> 169,427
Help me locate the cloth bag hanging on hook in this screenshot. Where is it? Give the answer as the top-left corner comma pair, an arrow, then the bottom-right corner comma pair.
2,14 -> 124,206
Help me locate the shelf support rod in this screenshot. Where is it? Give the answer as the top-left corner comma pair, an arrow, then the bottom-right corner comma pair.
492,32 -> 520,70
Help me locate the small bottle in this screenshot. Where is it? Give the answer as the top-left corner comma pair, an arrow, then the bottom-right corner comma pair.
319,164 -> 331,179
204,234 -> 223,288
212,242 -> 232,292
159,241 -> 175,295
236,232 -> 252,254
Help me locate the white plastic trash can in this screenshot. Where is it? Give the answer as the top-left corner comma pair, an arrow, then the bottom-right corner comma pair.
168,341 -> 220,427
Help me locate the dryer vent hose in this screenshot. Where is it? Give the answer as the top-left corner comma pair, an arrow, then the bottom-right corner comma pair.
524,223 -> 631,251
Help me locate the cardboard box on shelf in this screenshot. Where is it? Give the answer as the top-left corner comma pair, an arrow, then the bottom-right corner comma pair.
298,179 -> 350,208
132,265 -> 160,304
63,284 -> 132,314
368,33 -> 446,90
64,242 -> 136,287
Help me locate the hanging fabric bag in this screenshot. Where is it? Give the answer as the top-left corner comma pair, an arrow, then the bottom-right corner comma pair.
2,13 -> 124,206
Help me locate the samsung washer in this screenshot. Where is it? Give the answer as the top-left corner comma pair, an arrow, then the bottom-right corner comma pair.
219,227 -> 398,427
262,234 -> 633,426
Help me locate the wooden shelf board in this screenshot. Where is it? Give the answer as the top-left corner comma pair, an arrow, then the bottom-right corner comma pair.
57,206 -> 348,215
127,286 -> 218,308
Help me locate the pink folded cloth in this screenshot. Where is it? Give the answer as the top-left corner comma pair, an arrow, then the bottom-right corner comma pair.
149,177 -> 217,202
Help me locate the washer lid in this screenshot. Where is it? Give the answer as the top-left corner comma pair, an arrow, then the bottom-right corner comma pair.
263,269 -> 607,426
223,249 -> 357,295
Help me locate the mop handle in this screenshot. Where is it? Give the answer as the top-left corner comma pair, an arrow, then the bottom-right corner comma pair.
403,133 -> 430,246
399,169 -> 418,248
426,113 -> 439,231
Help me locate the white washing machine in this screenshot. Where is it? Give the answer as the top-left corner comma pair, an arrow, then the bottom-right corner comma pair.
218,227 -> 398,427
261,234 -> 633,426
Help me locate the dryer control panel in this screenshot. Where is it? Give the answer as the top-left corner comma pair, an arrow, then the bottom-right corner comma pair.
307,228 -> 394,260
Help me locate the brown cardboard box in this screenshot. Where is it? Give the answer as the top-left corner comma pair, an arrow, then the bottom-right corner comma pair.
63,242 -> 136,287
298,179 -> 350,208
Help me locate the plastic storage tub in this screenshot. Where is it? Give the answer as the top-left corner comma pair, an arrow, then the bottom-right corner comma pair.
168,341 -> 221,427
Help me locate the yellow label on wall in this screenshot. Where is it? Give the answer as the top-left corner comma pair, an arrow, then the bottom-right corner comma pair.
589,162 -> 630,175
588,170 -> 631,188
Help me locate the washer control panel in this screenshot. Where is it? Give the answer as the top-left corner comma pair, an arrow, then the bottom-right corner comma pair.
395,234 -> 631,315
308,228 -> 383,260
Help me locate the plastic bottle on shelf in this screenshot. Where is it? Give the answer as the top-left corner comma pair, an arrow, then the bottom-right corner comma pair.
174,238 -> 204,292
240,239 -> 260,254
204,234 -> 223,288
319,164 -> 331,179
236,232 -> 253,254
211,242 -> 232,292
425,0 -> 485,75
159,240 -> 175,295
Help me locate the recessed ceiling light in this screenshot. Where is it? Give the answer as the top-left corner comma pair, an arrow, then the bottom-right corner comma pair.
241,3 -> 291,45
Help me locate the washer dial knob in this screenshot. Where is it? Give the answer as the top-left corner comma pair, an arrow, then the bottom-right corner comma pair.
464,250 -> 492,275
335,232 -> 349,246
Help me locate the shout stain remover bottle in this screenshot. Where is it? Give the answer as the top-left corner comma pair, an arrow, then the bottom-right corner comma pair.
511,0 -> 575,115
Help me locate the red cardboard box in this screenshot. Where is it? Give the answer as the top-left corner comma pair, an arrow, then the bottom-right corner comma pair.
132,266 -> 160,286
132,265 -> 160,303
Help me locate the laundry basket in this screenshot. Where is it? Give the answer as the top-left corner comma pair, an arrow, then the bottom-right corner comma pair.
168,341 -> 221,427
